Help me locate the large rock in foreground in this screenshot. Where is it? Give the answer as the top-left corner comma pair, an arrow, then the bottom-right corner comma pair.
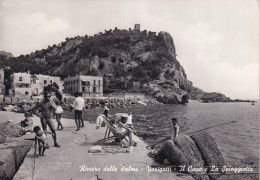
0,139 -> 32,180
173,135 -> 210,180
155,140 -> 187,166
190,131 -> 226,180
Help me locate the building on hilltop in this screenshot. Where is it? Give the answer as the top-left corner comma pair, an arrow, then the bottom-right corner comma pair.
9,72 -> 63,97
64,75 -> 103,97
134,24 -> 140,32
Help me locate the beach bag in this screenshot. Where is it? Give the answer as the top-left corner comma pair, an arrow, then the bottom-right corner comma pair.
55,106 -> 63,114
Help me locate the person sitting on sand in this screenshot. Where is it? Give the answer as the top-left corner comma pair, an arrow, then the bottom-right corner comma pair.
171,118 -> 179,139
20,112 -> 33,131
16,112 -> 34,136
33,126 -> 50,156
115,114 -> 137,147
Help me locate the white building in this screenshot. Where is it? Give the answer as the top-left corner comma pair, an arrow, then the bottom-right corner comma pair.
64,75 -> 103,97
9,72 -> 63,97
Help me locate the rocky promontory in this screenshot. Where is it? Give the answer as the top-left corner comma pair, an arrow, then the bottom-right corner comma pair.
0,26 -> 197,104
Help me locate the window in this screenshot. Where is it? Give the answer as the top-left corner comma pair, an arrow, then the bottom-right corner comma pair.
94,80 -> 96,85
98,80 -> 100,85
44,80 -> 47,85
77,79 -> 79,83
19,77 -> 22,81
50,80 -> 52,83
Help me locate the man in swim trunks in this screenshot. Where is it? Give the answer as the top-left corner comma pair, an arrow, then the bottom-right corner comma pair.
32,92 -> 61,147
72,92 -> 85,131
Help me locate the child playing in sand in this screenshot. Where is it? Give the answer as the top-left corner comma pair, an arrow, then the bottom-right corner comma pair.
171,118 -> 179,139
33,126 -> 50,156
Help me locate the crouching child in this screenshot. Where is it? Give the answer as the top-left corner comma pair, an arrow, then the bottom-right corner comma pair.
33,126 -> 50,156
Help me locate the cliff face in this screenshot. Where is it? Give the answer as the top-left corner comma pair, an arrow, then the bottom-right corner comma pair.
0,28 -> 197,103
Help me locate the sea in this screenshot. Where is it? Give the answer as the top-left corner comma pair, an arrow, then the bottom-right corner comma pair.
126,100 -> 259,165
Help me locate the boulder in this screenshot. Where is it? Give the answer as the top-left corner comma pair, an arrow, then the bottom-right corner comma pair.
190,131 -> 226,180
0,121 -> 25,137
155,140 -> 187,167
173,135 -> 204,167
0,139 -> 32,180
173,135 -> 210,180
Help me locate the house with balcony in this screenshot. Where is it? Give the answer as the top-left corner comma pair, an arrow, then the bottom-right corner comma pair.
9,72 -> 31,96
64,75 -> 103,97
9,72 -> 63,97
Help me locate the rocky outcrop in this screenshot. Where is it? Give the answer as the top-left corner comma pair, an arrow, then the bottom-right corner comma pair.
1,27 -> 197,104
190,131 -> 226,180
200,92 -> 231,103
154,132 -> 228,180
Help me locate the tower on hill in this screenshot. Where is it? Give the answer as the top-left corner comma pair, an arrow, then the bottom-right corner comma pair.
134,24 -> 140,32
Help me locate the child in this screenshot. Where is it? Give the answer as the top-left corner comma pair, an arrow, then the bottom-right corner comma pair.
55,101 -> 64,130
33,126 -> 50,156
171,118 -> 179,139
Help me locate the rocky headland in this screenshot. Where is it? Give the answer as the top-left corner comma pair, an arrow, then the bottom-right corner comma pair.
0,26 -> 252,103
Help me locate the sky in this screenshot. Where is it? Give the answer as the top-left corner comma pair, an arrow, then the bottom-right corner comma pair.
0,0 -> 259,99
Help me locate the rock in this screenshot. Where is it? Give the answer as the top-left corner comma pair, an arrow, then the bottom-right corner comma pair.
0,121 -> 25,137
173,135 -> 204,167
190,131 -> 226,180
0,139 -> 32,180
0,134 -> 6,144
155,140 -> 187,167
173,135 -> 210,180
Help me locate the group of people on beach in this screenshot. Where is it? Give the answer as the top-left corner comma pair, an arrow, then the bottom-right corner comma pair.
19,86 -> 142,156
18,82 -> 180,157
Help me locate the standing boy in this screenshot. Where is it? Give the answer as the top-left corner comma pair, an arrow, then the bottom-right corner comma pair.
72,92 -> 85,131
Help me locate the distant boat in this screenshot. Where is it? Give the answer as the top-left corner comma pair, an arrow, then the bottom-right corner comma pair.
251,101 -> 255,105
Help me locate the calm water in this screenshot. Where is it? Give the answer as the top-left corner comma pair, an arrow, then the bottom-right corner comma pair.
127,100 -> 259,165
